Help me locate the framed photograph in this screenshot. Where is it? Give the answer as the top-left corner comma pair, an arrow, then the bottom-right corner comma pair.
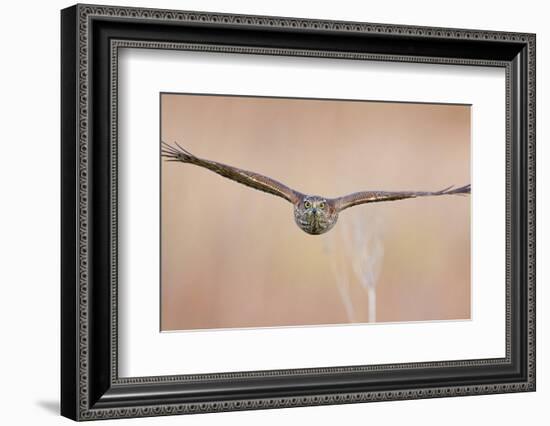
61,4 -> 536,421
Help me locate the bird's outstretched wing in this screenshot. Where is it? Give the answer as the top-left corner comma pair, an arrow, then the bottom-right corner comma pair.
162,142 -> 303,204
334,184 -> 471,212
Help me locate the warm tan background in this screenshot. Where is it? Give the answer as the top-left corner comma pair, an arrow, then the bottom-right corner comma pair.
161,94 -> 470,331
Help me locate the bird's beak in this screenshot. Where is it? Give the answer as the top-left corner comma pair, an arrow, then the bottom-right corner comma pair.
311,208 -> 318,216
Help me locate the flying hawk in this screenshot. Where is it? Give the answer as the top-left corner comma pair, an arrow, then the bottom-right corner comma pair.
162,142 -> 470,235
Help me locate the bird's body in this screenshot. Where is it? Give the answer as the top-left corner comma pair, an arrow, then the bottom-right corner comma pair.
162,142 -> 470,235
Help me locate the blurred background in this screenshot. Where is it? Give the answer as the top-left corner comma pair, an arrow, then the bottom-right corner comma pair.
161,94 -> 470,330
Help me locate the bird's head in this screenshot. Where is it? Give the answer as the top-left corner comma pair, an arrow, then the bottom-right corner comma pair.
293,195 -> 338,235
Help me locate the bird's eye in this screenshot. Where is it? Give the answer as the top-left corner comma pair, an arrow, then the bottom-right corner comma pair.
319,201 -> 326,209
304,200 -> 311,209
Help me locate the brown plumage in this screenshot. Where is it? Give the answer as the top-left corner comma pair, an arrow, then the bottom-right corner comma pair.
162,142 -> 470,235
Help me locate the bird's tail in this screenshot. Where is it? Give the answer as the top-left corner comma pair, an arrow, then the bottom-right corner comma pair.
161,141 -> 199,164
436,184 -> 471,196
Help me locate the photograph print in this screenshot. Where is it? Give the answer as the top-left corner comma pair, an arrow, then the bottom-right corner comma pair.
160,93 -> 471,331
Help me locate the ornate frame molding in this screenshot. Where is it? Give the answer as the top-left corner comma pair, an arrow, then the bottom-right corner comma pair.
61,4 -> 535,421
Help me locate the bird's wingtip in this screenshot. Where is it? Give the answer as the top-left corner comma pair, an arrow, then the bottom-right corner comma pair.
160,141 -> 196,162
446,184 -> 471,195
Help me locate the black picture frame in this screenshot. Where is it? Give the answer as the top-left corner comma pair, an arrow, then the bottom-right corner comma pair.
61,4 -> 536,421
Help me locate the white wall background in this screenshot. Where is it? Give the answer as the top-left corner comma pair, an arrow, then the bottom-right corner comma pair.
0,0 -> 546,424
